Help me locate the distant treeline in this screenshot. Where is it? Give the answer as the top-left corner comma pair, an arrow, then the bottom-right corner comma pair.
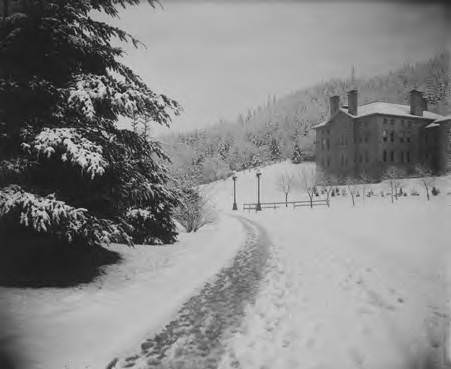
162,52 -> 450,184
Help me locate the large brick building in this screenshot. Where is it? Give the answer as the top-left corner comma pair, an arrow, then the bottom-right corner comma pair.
313,90 -> 451,179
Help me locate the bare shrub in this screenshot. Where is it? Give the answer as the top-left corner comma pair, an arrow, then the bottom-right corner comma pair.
383,166 -> 406,203
415,164 -> 435,200
276,171 -> 295,206
296,166 -> 316,207
174,187 -> 216,233
315,170 -> 337,205
345,177 -> 359,207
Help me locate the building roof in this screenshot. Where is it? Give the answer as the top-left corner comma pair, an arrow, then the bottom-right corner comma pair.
342,102 -> 443,120
312,101 -> 444,129
432,114 -> 451,123
425,115 -> 451,128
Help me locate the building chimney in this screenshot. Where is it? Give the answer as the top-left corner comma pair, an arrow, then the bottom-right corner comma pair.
347,90 -> 358,116
329,95 -> 340,117
410,89 -> 425,116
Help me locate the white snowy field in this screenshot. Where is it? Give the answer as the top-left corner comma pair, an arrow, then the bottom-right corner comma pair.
0,215 -> 244,369
207,161 -> 451,369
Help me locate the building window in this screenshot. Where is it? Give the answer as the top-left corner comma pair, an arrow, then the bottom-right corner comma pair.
406,135 -> 411,143
326,139 -> 330,150
408,121 -> 412,128
359,153 -> 363,163
400,151 -> 404,163
365,151 -> 369,163
390,131 -> 395,142
383,130 -> 388,142
390,118 -> 395,125
383,150 -> 387,162
407,151 -> 410,163
383,118 -> 388,125
400,132 -> 404,143
390,151 -> 394,162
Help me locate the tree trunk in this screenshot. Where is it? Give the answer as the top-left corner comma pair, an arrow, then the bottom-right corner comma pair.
3,0 -> 9,18
390,182 -> 394,203
424,182 -> 430,200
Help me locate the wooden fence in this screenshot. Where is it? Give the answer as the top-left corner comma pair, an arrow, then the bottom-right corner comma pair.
242,198 -> 329,211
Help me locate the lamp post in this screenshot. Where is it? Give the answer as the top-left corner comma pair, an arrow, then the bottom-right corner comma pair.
256,169 -> 262,211
232,173 -> 238,210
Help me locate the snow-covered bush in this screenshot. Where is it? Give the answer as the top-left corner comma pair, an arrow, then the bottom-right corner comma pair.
125,207 -> 177,245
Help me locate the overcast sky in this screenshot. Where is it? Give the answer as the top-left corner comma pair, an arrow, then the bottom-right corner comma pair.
106,1 -> 449,135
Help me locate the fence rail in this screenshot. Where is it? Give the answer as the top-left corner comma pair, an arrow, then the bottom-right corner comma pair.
242,198 -> 329,211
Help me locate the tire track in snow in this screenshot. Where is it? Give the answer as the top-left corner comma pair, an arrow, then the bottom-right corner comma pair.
108,216 -> 271,369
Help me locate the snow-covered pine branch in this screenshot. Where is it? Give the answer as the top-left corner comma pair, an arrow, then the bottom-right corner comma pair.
67,73 -> 180,125
0,185 -> 131,246
24,127 -> 108,179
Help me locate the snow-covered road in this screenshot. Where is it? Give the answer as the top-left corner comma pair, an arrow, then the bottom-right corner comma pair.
112,217 -> 271,369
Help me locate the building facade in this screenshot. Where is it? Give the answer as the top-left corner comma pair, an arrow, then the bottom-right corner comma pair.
313,90 -> 451,179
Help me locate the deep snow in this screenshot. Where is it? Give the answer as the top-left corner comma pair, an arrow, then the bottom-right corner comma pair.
0,215 -> 244,369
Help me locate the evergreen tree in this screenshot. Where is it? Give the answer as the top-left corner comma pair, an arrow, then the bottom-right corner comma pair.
291,143 -> 304,164
269,138 -> 281,161
0,1 -> 181,249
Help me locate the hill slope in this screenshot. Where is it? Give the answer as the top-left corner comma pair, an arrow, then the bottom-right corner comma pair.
163,52 -> 450,184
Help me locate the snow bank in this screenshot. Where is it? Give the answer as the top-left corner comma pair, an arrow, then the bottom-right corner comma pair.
0,215 -> 244,369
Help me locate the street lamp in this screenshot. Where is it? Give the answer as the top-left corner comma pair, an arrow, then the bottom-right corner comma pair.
256,169 -> 262,211
232,172 -> 238,211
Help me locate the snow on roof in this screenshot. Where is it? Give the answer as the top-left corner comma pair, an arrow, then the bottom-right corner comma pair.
425,123 -> 440,129
313,102 -> 444,129
312,120 -> 328,129
432,114 -> 451,123
340,102 -> 443,120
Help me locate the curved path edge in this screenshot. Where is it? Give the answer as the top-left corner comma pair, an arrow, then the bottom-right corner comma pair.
108,216 -> 272,369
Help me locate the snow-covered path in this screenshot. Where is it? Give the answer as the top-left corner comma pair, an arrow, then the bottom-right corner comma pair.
111,217 -> 271,369
0,215 -> 247,369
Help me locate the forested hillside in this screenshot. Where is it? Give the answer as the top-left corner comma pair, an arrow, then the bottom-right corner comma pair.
163,52 -> 450,184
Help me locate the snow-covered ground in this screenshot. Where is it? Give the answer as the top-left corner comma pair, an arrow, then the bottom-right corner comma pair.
0,215 -> 244,369
206,161 -> 451,368
2,160 -> 451,369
